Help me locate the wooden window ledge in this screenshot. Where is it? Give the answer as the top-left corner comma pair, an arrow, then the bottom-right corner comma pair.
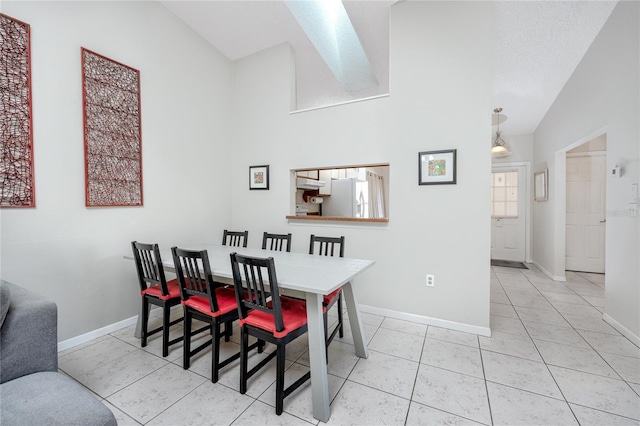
286,215 -> 389,223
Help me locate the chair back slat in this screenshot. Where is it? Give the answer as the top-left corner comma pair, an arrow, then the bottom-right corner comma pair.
172,247 -> 219,313
230,253 -> 285,332
131,241 -> 170,295
309,235 -> 345,258
262,232 -> 292,252
244,261 -> 268,308
223,230 -> 248,247
141,250 -> 157,281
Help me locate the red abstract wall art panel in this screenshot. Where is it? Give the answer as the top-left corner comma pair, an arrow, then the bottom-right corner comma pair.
82,48 -> 143,207
1,14 -> 35,207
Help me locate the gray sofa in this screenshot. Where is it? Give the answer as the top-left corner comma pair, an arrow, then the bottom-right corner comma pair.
0,280 -> 117,426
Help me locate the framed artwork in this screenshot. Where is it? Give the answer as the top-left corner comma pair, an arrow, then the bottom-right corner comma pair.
82,48 -> 143,207
1,14 -> 35,207
249,165 -> 269,190
534,169 -> 548,201
419,149 -> 457,185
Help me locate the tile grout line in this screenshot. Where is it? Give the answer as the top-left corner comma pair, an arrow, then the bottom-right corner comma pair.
498,267 -> 580,424
404,324 -> 427,425
66,265 -> 635,425
518,267 -> 639,424
529,273 -> 636,385
478,333 -> 495,426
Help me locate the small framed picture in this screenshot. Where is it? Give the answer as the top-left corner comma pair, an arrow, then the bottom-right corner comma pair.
249,165 -> 269,190
419,149 -> 457,185
534,169 -> 548,201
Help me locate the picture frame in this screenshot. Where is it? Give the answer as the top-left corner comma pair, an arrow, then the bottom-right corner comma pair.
82,48 -> 143,207
419,149 -> 457,185
1,14 -> 35,207
249,165 -> 269,190
534,169 -> 548,201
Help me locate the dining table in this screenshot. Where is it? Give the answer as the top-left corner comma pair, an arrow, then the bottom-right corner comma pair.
126,243 -> 374,422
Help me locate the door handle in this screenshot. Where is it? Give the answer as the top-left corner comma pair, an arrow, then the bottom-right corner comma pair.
600,219 -> 606,223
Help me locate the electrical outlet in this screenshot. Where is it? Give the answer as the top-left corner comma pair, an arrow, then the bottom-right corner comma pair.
426,274 -> 435,287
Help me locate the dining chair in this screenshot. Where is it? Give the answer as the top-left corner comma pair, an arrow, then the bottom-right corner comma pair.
222,230 -> 249,248
262,232 -> 292,252
172,247 -> 254,383
230,252 -> 311,415
131,241 -> 184,357
309,235 -> 346,349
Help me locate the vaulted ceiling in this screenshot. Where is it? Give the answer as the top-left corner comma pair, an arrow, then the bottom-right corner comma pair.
161,0 -> 617,136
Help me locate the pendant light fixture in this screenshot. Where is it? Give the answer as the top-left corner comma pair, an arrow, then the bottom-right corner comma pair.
491,107 -> 511,157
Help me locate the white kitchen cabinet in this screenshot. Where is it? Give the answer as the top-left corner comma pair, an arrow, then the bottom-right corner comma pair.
319,170 -> 332,196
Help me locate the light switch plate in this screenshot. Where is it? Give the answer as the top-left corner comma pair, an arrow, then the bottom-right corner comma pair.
630,204 -> 638,217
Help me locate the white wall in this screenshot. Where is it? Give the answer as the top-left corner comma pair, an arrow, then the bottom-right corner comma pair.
1,1 -> 234,340
1,0 -> 495,340
230,2 -> 493,333
533,2 -> 639,339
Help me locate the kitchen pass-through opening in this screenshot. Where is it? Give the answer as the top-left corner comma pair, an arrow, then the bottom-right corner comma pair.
289,164 -> 389,223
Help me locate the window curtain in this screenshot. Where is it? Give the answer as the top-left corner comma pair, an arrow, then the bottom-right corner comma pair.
367,171 -> 385,218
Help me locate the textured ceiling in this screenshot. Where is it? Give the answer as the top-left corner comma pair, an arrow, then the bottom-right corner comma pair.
162,0 -> 617,135
492,1 -> 617,135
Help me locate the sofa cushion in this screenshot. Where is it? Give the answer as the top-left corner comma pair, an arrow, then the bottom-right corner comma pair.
0,371 -> 117,426
0,281 -> 10,329
0,282 -> 58,384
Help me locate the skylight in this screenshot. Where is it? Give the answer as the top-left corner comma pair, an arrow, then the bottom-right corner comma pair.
284,0 -> 378,93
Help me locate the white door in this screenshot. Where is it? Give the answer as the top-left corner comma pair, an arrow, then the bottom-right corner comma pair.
566,154 -> 606,273
491,166 -> 526,262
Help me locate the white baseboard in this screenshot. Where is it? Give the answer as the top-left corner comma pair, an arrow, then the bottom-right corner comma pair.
359,304 -> 491,337
532,261 -> 566,282
58,315 -> 138,352
603,314 -> 640,347
58,303 -> 493,352
57,305 -> 185,352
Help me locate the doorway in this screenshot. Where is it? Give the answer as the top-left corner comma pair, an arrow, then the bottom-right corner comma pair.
565,138 -> 607,273
491,164 -> 529,262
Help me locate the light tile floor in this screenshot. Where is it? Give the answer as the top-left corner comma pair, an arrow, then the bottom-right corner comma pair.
58,266 -> 640,425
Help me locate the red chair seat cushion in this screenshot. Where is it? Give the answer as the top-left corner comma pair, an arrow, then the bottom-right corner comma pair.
240,296 -> 308,338
323,287 -> 342,306
182,287 -> 237,317
141,279 -> 181,301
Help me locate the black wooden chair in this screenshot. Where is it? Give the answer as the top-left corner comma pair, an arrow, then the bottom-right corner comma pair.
131,241 -> 184,357
230,252 -> 311,415
222,230 -> 248,247
172,247 -> 251,383
262,232 -> 292,252
309,235 -> 346,349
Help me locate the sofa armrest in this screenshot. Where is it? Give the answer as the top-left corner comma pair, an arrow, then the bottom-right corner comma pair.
1,281 -> 58,384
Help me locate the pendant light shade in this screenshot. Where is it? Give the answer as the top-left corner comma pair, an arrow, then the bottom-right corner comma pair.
492,108 -> 511,157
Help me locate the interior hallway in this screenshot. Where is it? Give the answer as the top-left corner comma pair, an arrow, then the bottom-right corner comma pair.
58,265 -> 639,425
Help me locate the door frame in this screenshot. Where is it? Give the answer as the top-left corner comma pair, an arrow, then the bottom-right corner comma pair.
553,126 -> 607,281
492,161 -> 532,263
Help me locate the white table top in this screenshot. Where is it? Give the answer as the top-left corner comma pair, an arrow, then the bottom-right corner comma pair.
151,243 -> 375,296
